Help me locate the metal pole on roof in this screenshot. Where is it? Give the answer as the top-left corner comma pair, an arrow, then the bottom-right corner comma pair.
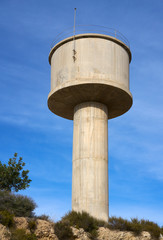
73,8 -> 77,62
73,8 -> 76,37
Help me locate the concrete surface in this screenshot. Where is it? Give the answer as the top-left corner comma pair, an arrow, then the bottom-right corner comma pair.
72,102 -> 108,221
48,33 -> 132,221
48,34 -> 132,120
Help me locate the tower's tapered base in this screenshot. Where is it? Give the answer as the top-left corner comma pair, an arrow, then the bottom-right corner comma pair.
72,102 -> 108,221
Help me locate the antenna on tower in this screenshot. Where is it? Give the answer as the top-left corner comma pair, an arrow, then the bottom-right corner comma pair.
73,8 -> 77,62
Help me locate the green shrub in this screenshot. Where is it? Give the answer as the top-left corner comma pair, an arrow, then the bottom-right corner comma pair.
28,219 -> 37,232
108,216 -> 162,240
108,216 -> 129,231
54,221 -> 75,240
54,212 -> 162,240
129,218 -> 142,235
140,219 -> 161,239
96,219 -> 108,228
61,211 -> 100,239
0,210 -> 14,227
36,214 -> 50,221
161,226 -> 163,235
11,229 -> 37,240
108,217 -> 143,235
0,190 -> 36,217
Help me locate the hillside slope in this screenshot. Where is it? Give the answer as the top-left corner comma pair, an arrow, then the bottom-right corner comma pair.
0,217 -> 163,240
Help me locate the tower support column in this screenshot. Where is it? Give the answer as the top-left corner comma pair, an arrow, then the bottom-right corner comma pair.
72,102 -> 108,221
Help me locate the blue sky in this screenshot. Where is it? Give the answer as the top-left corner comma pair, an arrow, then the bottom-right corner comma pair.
0,0 -> 163,225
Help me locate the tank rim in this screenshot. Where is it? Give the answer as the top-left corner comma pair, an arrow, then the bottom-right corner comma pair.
48,33 -> 132,64
48,82 -> 133,120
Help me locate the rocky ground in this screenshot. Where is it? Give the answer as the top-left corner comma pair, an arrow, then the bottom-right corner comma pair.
0,217 -> 163,240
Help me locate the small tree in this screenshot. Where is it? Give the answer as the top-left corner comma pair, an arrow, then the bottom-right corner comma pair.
0,153 -> 31,192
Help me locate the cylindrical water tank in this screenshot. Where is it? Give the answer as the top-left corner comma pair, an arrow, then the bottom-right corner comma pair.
48,33 -> 132,120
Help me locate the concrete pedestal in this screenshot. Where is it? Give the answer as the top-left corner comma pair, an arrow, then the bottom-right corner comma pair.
72,102 -> 108,221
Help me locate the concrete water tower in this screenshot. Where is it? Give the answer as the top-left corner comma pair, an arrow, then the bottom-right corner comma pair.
48,26 -> 132,222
